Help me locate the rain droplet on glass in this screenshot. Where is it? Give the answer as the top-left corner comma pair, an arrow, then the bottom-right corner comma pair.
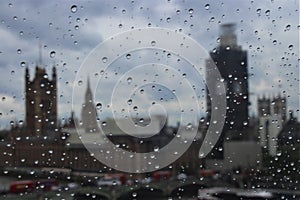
71,5 -> 77,13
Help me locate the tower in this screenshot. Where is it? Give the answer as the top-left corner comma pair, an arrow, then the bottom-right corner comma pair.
257,94 -> 286,121
257,95 -> 271,117
25,65 -> 58,137
257,94 -> 286,156
206,23 -> 249,158
272,94 -> 287,121
81,77 -> 100,133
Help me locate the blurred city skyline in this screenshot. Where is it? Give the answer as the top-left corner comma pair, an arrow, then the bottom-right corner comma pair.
0,0 -> 298,129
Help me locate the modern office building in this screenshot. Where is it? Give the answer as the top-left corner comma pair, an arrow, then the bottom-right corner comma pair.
206,23 -> 249,158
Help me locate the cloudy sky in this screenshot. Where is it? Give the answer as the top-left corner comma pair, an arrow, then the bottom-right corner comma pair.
0,0 -> 298,129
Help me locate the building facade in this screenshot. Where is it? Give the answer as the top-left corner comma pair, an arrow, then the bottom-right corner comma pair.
206,23 -> 249,158
25,65 -> 58,137
257,94 -> 287,156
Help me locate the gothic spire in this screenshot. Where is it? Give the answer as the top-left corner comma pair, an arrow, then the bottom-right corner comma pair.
85,76 -> 93,103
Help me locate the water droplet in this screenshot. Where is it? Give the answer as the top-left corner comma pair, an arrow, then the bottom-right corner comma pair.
127,99 -> 132,105
50,51 -> 56,58
272,40 -> 277,45
285,24 -> 291,31
126,53 -> 131,59
186,123 -> 193,130
17,49 -> 21,54
154,146 -> 159,152
204,4 -> 210,10
13,16 -> 17,20
71,5 -> 77,13
78,80 -> 83,86
132,192 -> 137,197
151,41 -> 156,46
188,8 -> 194,14
166,17 -> 171,22
96,103 -> 102,110
265,10 -> 270,16
256,8 -> 261,15
288,44 -> 293,50
127,77 -> 132,84
102,57 -> 108,63
20,61 -> 26,67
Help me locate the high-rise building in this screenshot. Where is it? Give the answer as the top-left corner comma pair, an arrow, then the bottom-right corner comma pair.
206,23 -> 249,158
81,78 -> 100,133
25,65 -> 57,137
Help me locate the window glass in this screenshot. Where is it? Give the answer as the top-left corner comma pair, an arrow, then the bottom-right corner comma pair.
0,0 -> 299,199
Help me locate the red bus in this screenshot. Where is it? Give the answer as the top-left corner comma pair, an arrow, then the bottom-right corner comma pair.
10,180 -> 35,193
